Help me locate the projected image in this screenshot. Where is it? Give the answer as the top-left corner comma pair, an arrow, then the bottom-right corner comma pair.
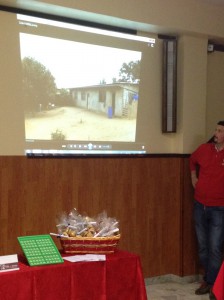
20,33 -> 142,145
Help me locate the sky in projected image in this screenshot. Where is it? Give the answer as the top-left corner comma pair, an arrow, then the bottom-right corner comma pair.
19,33 -> 142,89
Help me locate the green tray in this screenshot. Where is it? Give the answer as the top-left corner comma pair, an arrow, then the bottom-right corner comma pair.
18,234 -> 64,266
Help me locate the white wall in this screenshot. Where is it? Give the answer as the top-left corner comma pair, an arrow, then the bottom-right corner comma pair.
206,51 -> 224,140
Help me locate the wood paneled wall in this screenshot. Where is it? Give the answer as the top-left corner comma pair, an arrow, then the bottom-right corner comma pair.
0,155 -> 198,278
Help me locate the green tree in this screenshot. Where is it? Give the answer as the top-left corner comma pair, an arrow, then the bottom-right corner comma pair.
118,60 -> 140,82
99,79 -> 106,84
22,57 -> 57,113
55,88 -> 72,106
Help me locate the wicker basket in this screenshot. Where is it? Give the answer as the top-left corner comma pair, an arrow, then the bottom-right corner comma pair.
60,234 -> 121,254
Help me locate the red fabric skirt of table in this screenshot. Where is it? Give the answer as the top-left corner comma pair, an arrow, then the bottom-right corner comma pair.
0,250 -> 147,300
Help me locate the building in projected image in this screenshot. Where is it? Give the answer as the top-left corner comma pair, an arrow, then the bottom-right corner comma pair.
69,82 -> 139,119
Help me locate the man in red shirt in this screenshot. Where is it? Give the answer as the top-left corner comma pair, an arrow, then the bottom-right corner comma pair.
190,121 -> 224,300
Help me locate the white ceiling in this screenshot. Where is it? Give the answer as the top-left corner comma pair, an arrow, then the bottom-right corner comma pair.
0,0 -> 223,42
202,0 -> 224,5
192,0 -> 224,5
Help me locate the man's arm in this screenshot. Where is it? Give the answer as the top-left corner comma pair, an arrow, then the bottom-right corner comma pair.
191,170 -> 198,188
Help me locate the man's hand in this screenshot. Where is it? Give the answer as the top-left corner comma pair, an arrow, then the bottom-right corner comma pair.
191,171 -> 198,188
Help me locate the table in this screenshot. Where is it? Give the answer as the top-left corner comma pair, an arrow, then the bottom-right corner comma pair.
213,262 -> 224,300
0,250 -> 147,300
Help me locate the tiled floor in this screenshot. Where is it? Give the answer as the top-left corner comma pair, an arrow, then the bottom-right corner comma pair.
146,281 -> 210,300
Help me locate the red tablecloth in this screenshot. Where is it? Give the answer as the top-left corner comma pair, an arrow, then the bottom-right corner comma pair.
0,250 -> 147,300
213,262 -> 224,300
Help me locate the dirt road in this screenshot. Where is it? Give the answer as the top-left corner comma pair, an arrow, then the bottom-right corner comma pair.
25,106 -> 136,142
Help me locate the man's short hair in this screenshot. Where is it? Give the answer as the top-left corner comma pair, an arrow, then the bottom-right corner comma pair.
217,121 -> 224,127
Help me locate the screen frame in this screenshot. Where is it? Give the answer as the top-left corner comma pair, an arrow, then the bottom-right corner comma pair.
0,6 -> 156,157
